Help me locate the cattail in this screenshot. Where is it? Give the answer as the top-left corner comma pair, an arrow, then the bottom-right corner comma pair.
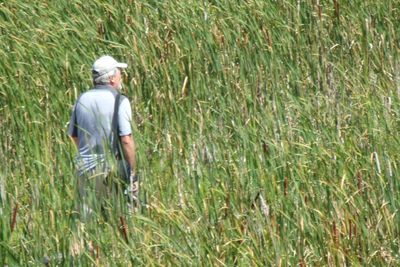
333,0 -> 340,19
284,176 -> 288,197
262,27 -> 273,50
332,221 -> 339,247
97,21 -> 105,36
385,97 -> 392,114
317,0 -> 322,20
353,223 -> 357,239
262,141 -> 269,154
95,244 -> 100,264
326,63 -> 334,92
88,240 -> 100,264
119,216 -> 129,243
11,203 -> 19,233
299,258 -> 306,267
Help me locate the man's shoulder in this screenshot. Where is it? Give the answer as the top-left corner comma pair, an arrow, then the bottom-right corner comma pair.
120,94 -> 129,101
119,94 -> 131,106
80,88 -> 114,100
118,95 -> 132,118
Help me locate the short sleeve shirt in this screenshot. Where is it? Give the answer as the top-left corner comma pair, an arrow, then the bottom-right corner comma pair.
68,85 -> 132,162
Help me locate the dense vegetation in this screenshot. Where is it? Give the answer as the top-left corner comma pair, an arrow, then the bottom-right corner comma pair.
1,0 -> 399,265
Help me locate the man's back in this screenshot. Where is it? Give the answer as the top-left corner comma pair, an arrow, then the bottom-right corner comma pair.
68,85 -> 132,174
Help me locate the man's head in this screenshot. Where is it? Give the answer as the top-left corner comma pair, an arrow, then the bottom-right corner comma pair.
92,55 -> 128,89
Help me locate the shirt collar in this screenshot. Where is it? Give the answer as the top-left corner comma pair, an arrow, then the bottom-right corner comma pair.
94,84 -> 114,90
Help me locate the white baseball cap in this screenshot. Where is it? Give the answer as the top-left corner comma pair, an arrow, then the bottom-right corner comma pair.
92,55 -> 128,77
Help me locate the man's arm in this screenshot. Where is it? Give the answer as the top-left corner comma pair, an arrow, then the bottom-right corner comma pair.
120,134 -> 137,175
68,100 -> 79,148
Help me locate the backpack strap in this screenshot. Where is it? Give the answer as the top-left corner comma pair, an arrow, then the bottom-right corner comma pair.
112,92 -> 121,157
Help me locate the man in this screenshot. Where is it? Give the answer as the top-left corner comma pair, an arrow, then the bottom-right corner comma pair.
68,55 -> 138,215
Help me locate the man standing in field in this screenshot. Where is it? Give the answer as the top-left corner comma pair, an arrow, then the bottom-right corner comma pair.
68,55 -> 138,216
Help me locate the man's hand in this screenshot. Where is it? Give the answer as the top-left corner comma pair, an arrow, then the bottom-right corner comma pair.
125,172 -> 139,206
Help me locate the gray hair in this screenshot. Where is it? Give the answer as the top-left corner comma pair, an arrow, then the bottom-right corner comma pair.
93,68 -> 117,85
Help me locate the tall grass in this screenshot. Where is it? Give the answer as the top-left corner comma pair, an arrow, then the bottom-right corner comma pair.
1,0 -> 399,265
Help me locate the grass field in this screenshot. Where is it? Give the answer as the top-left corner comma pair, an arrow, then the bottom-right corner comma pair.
1,0 -> 399,265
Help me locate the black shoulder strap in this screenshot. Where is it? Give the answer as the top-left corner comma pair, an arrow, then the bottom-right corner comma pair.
112,93 -> 121,156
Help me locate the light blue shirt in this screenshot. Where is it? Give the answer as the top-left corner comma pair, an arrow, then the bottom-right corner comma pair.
68,85 -> 132,175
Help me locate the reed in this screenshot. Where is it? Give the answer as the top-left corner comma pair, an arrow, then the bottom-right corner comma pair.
1,0 -> 399,265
